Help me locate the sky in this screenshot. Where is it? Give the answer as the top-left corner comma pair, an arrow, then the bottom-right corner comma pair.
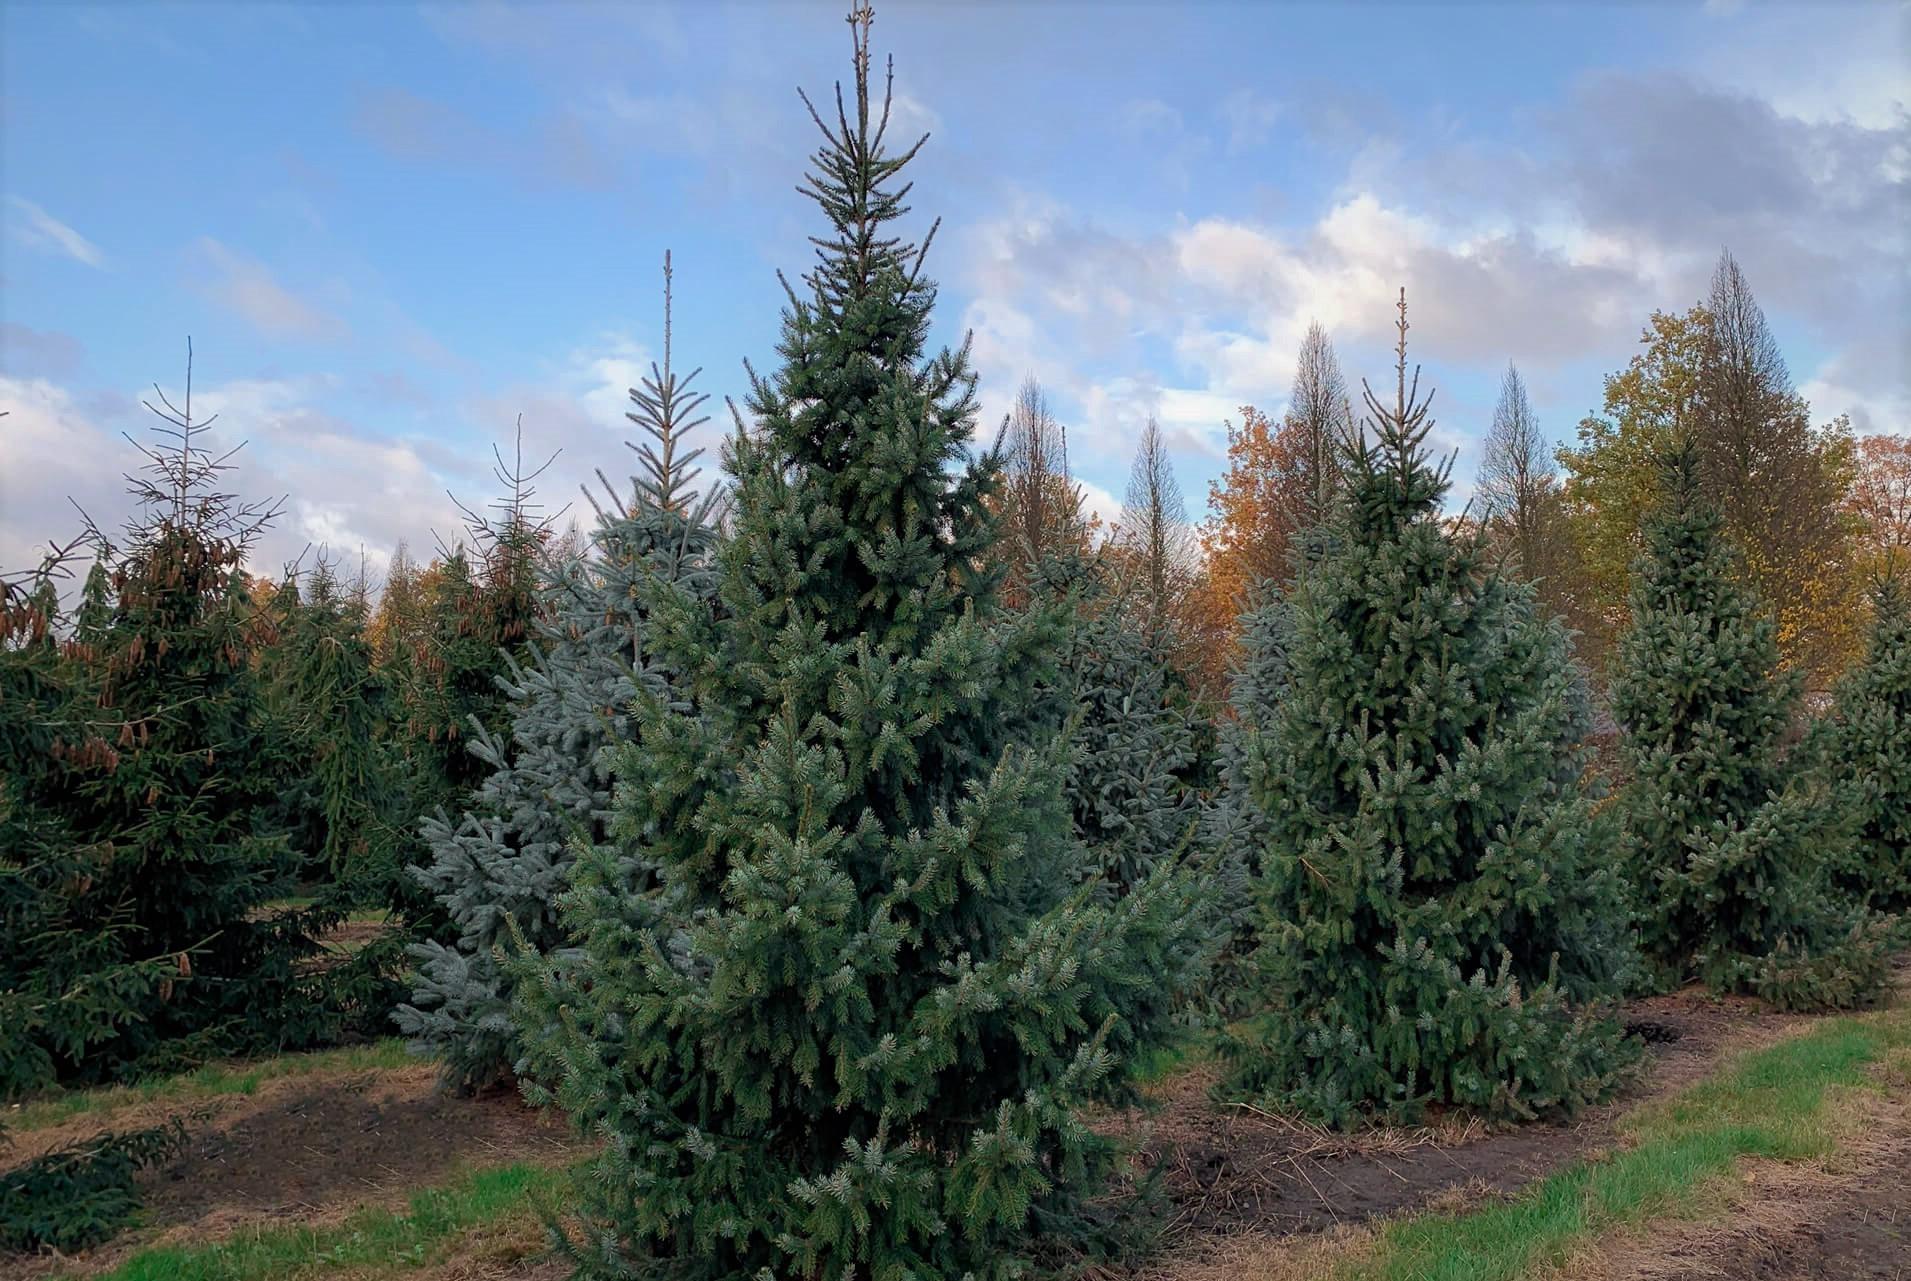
2,0 -> 1906,582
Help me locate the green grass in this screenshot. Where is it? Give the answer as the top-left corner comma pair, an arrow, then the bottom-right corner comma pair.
72,1161 -> 561,1281
264,896 -> 393,927
1346,1005 -> 1911,1281
1130,1026 -> 1216,1085
9,1041 -> 413,1132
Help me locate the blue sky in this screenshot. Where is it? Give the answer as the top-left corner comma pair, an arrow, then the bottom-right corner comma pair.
2,0 -> 1905,578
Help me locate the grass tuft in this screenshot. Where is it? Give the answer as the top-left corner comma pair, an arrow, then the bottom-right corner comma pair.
1347,1004 -> 1911,1281
74,1161 -> 560,1281
10,1041 -> 414,1132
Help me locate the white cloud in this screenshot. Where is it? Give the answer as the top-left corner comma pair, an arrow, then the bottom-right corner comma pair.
0,372 -> 471,584
194,238 -> 348,341
5,197 -> 105,268
0,377 -> 138,571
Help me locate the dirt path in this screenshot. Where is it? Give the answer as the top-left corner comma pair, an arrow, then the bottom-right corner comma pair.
1119,987 -> 1793,1277
1562,1044 -> 1911,1281
12,1062 -> 580,1279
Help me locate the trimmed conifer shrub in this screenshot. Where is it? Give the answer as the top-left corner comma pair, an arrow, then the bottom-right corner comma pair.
1222,296 -> 1638,1127
514,16 -> 1206,1275
1614,439 -> 1898,1009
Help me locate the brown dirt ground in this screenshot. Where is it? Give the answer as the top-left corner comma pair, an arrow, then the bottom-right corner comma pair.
10,1062 -> 581,1279
1559,1038 -> 1911,1281
1117,985 -> 1794,1277
7,981 -> 1891,1281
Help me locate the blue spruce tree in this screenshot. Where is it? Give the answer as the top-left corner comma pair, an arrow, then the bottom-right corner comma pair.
1223,294 -> 1637,1127
514,14 -> 1206,1274
398,257 -> 724,1090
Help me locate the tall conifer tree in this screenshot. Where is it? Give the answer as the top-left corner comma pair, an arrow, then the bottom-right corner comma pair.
1614,440 -> 1896,1008
399,258 -> 725,1090
1812,577 -> 1911,912
1225,294 -> 1636,1126
39,346 -> 326,1077
516,15 -> 1203,1274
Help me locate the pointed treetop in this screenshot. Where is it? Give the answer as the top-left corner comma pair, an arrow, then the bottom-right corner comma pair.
1348,289 -> 1448,527
615,250 -> 712,519
82,338 -> 284,564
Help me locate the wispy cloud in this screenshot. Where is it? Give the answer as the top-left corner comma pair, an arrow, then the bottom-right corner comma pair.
5,196 -> 105,268
193,237 -> 348,341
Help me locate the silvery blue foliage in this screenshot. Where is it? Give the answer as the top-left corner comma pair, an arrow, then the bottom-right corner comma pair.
397,261 -> 722,1089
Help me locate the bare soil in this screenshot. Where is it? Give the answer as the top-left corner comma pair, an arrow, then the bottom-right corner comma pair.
1564,1043 -> 1911,1281
1119,985 -> 1788,1275
11,1062 -> 579,1279
9,982 -> 1890,1281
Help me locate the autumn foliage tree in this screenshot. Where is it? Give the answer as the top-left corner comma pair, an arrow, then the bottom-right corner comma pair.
1561,253 -> 1862,683
1194,323 -> 1354,688
1848,433 -> 1911,577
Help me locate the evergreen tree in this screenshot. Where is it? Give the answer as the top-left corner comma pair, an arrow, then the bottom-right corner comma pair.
1614,441 -> 1897,1008
1,547 -> 170,1097
1198,584 -> 1292,1013
1223,294 -> 1637,1127
515,17 -> 1205,1274
261,557 -> 404,884
1035,540 -> 1212,903
399,257 -> 725,1091
1813,577 -> 1911,912
37,345 -> 327,1079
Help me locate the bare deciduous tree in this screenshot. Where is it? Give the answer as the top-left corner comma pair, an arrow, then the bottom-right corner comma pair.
1476,362 -> 1566,592
997,376 -> 1088,601
1115,417 -> 1199,637
1288,320 -> 1357,526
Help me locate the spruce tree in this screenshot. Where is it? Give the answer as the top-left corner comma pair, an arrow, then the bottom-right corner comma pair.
1223,295 -> 1637,1127
1614,441 -> 1897,1007
39,346 -> 326,1078
1,548 -> 171,1097
515,16 -> 1204,1274
1197,584 -> 1291,1013
261,557 -> 404,885
399,257 -> 725,1091
1813,577 -> 1911,912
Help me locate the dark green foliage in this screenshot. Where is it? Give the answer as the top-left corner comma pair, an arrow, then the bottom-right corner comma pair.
0,1119 -> 188,1254
1223,301 -> 1638,1127
1812,577 -> 1911,912
1,552 -> 170,1098
254,558 -> 418,1038
515,21 -> 1207,1276
1613,440 -> 1897,1009
259,560 -> 406,885
1042,556 -> 1211,899
12,355 -> 332,1083
400,259 -> 724,1091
